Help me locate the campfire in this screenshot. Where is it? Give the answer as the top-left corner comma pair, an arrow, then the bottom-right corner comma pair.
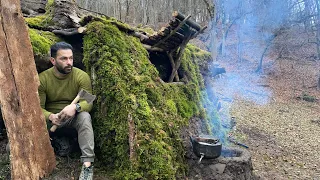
190,136 -> 222,163
185,130 -> 254,179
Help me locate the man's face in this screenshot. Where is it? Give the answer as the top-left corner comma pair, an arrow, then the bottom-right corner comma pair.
51,49 -> 73,74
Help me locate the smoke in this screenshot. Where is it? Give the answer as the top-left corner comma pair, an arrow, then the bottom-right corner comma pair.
203,0 -> 290,144
203,71 -> 272,144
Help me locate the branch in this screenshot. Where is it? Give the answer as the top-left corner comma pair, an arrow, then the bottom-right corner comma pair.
52,27 -> 86,36
202,0 -> 215,19
130,32 -> 149,41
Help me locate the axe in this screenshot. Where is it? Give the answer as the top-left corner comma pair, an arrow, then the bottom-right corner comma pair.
50,89 -> 96,132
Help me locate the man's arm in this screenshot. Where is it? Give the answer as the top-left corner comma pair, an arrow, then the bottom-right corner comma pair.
38,80 -> 53,121
77,72 -> 93,112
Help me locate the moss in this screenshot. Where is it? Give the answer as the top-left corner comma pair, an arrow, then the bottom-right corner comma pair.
185,44 -> 212,73
25,0 -> 54,29
80,16 -> 133,33
134,26 -> 156,36
28,28 -> 61,57
83,19 -> 208,179
166,99 -> 177,114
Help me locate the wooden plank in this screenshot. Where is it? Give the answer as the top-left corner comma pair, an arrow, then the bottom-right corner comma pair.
0,0 -> 56,179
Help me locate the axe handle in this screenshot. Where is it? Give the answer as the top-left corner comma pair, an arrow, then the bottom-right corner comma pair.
50,95 -> 81,132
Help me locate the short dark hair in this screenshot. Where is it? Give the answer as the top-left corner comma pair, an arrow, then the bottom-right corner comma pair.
50,42 -> 73,58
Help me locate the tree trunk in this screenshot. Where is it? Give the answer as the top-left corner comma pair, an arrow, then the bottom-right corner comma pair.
316,0 -> 320,59
0,0 -> 56,179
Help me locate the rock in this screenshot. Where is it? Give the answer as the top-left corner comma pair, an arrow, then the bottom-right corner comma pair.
209,163 -> 226,174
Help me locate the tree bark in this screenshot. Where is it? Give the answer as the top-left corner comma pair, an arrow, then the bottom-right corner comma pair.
315,0 -> 320,59
0,0 -> 56,179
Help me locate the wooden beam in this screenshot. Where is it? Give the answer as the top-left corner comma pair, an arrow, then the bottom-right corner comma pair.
52,27 -> 87,36
167,52 -> 179,81
130,32 -> 149,41
168,34 -> 192,82
191,25 -> 208,39
152,15 -> 191,48
173,11 -> 201,31
143,44 -> 164,52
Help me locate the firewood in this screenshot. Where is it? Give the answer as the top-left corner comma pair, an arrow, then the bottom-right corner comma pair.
172,11 -> 201,31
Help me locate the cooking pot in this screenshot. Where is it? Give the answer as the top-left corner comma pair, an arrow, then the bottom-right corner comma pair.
190,136 -> 222,161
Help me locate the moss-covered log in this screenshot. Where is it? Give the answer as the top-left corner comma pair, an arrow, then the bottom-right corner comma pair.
82,17 -> 210,179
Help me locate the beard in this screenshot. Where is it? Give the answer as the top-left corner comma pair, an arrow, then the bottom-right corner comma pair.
56,63 -> 73,74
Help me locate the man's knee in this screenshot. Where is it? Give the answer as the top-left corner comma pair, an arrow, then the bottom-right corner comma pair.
78,112 -> 91,121
74,112 -> 92,129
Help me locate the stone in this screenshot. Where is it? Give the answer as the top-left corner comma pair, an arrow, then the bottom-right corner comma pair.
209,163 -> 226,174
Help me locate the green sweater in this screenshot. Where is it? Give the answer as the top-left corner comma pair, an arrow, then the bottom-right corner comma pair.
38,67 -> 93,120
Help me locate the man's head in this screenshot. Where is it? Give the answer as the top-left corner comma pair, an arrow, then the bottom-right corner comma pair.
50,42 -> 74,75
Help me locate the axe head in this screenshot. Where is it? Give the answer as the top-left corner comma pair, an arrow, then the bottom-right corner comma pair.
78,89 -> 96,104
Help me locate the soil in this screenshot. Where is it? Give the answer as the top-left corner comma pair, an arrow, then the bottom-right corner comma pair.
0,133 -> 111,180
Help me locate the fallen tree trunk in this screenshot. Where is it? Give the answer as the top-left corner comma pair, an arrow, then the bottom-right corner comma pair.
0,0 -> 56,179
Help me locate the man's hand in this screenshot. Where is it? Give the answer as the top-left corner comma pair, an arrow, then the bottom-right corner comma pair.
49,113 -> 62,126
59,104 -> 77,122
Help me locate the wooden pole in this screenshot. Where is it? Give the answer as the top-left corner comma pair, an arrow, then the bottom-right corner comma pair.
172,11 -> 201,31
0,0 -> 56,179
168,34 -> 192,83
167,52 -> 179,81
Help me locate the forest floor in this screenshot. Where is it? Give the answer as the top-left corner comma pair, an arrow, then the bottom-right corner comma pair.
213,55 -> 320,179
0,135 -> 111,180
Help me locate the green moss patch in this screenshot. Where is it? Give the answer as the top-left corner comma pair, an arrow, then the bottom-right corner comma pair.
25,0 -> 54,29
28,28 -> 61,57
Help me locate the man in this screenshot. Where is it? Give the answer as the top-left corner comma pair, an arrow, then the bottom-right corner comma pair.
38,42 -> 94,180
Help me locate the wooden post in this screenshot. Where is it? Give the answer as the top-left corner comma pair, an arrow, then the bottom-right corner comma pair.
168,34 -> 192,83
167,52 -> 179,81
0,0 -> 56,179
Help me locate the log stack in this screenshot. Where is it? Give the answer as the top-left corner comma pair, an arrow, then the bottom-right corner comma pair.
141,11 -> 206,53
137,11 -> 207,82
